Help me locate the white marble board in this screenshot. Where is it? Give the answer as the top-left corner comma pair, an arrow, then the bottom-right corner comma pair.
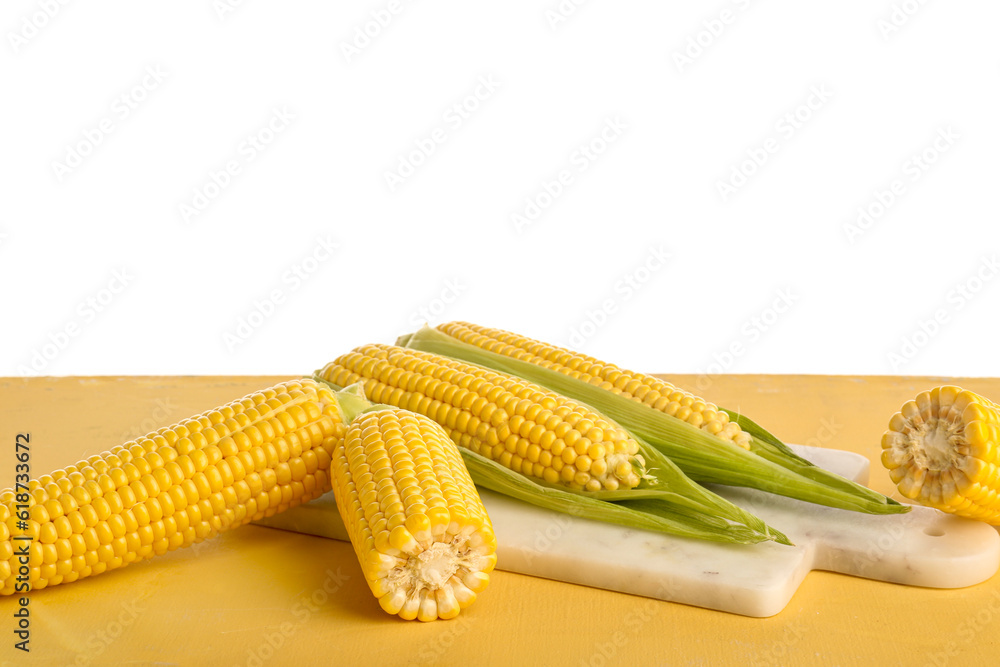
252,445 -> 1000,617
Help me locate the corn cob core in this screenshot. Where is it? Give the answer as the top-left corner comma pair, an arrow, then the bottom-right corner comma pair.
318,345 -> 645,493
881,385 -> 1000,524
333,407 -> 496,621
0,379 -> 344,595
437,321 -> 752,450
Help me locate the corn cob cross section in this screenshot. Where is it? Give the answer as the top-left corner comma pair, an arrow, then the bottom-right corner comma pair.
332,395 -> 496,621
882,385 -> 1000,524
0,379 -> 344,595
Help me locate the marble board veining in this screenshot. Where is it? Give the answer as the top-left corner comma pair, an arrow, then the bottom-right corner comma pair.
253,445 -> 1000,617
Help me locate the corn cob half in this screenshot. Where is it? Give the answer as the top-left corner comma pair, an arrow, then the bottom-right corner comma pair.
397,323 -> 908,516
318,345 -> 791,545
0,379 -> 344,595
882,385 -> 1000,524
332,387 -> 496,621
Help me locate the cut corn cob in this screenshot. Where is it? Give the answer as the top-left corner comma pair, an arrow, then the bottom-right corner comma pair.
317,345 -> 791,545
397,323 -> 909,516
882,385 -> 1000,524
437,321 -> 752,449
0,379 -> 344,595
332,388 -> 496,621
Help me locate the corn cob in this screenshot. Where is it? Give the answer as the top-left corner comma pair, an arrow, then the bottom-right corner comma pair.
882,386 -> 1000,524
437,321 -> 752,449
397,323 -> 908,516
322,344 -> 643,493
0,379 -> 344,595
317,345 -> 791,545
332,388 -> 496,620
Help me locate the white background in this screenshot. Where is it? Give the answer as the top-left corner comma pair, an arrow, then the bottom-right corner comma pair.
2,1 -> 998,379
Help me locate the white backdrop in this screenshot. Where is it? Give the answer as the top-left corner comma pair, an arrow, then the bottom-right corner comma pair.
2,1 -> 998,379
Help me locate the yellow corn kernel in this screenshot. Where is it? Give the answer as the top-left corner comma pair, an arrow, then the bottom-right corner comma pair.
318,345 -> 644,492
437,322 -> 753,450
0,379 -> 344,595
333,408 -> 496,621
881,386 -> 1000,524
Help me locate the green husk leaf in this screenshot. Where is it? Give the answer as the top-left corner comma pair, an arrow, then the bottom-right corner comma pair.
330,382 -> 377,422
726,410 -> 903,506
621,437 -> 791,545
399,325 -> 908,515
313,374 -> 789,545
459,447 -> 775,545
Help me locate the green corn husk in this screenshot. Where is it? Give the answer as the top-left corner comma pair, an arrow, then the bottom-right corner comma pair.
721,410 -> 898,504
459,447 -> 775,545
397,325 -> 908,516
313,373 -> 790,546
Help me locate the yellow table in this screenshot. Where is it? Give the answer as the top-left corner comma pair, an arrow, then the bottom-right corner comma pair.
3,375 -> 999,666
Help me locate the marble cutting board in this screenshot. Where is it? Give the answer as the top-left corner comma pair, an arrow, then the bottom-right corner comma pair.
252,445 -> 1000,617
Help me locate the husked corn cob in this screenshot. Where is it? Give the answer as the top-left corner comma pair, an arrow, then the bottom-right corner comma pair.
319,344 -> 645,493
318,346 -> 792,545
0,379 -> 344,595
437,321 -> 752,449
882,386 -> 1000,524
399,323 -> 909,516
333,398 -> 496,621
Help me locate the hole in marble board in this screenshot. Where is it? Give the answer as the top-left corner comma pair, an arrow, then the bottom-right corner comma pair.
923,527 -> 945,537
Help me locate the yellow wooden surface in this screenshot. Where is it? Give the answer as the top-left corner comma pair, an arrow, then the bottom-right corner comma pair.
3,374 -> 1000,667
